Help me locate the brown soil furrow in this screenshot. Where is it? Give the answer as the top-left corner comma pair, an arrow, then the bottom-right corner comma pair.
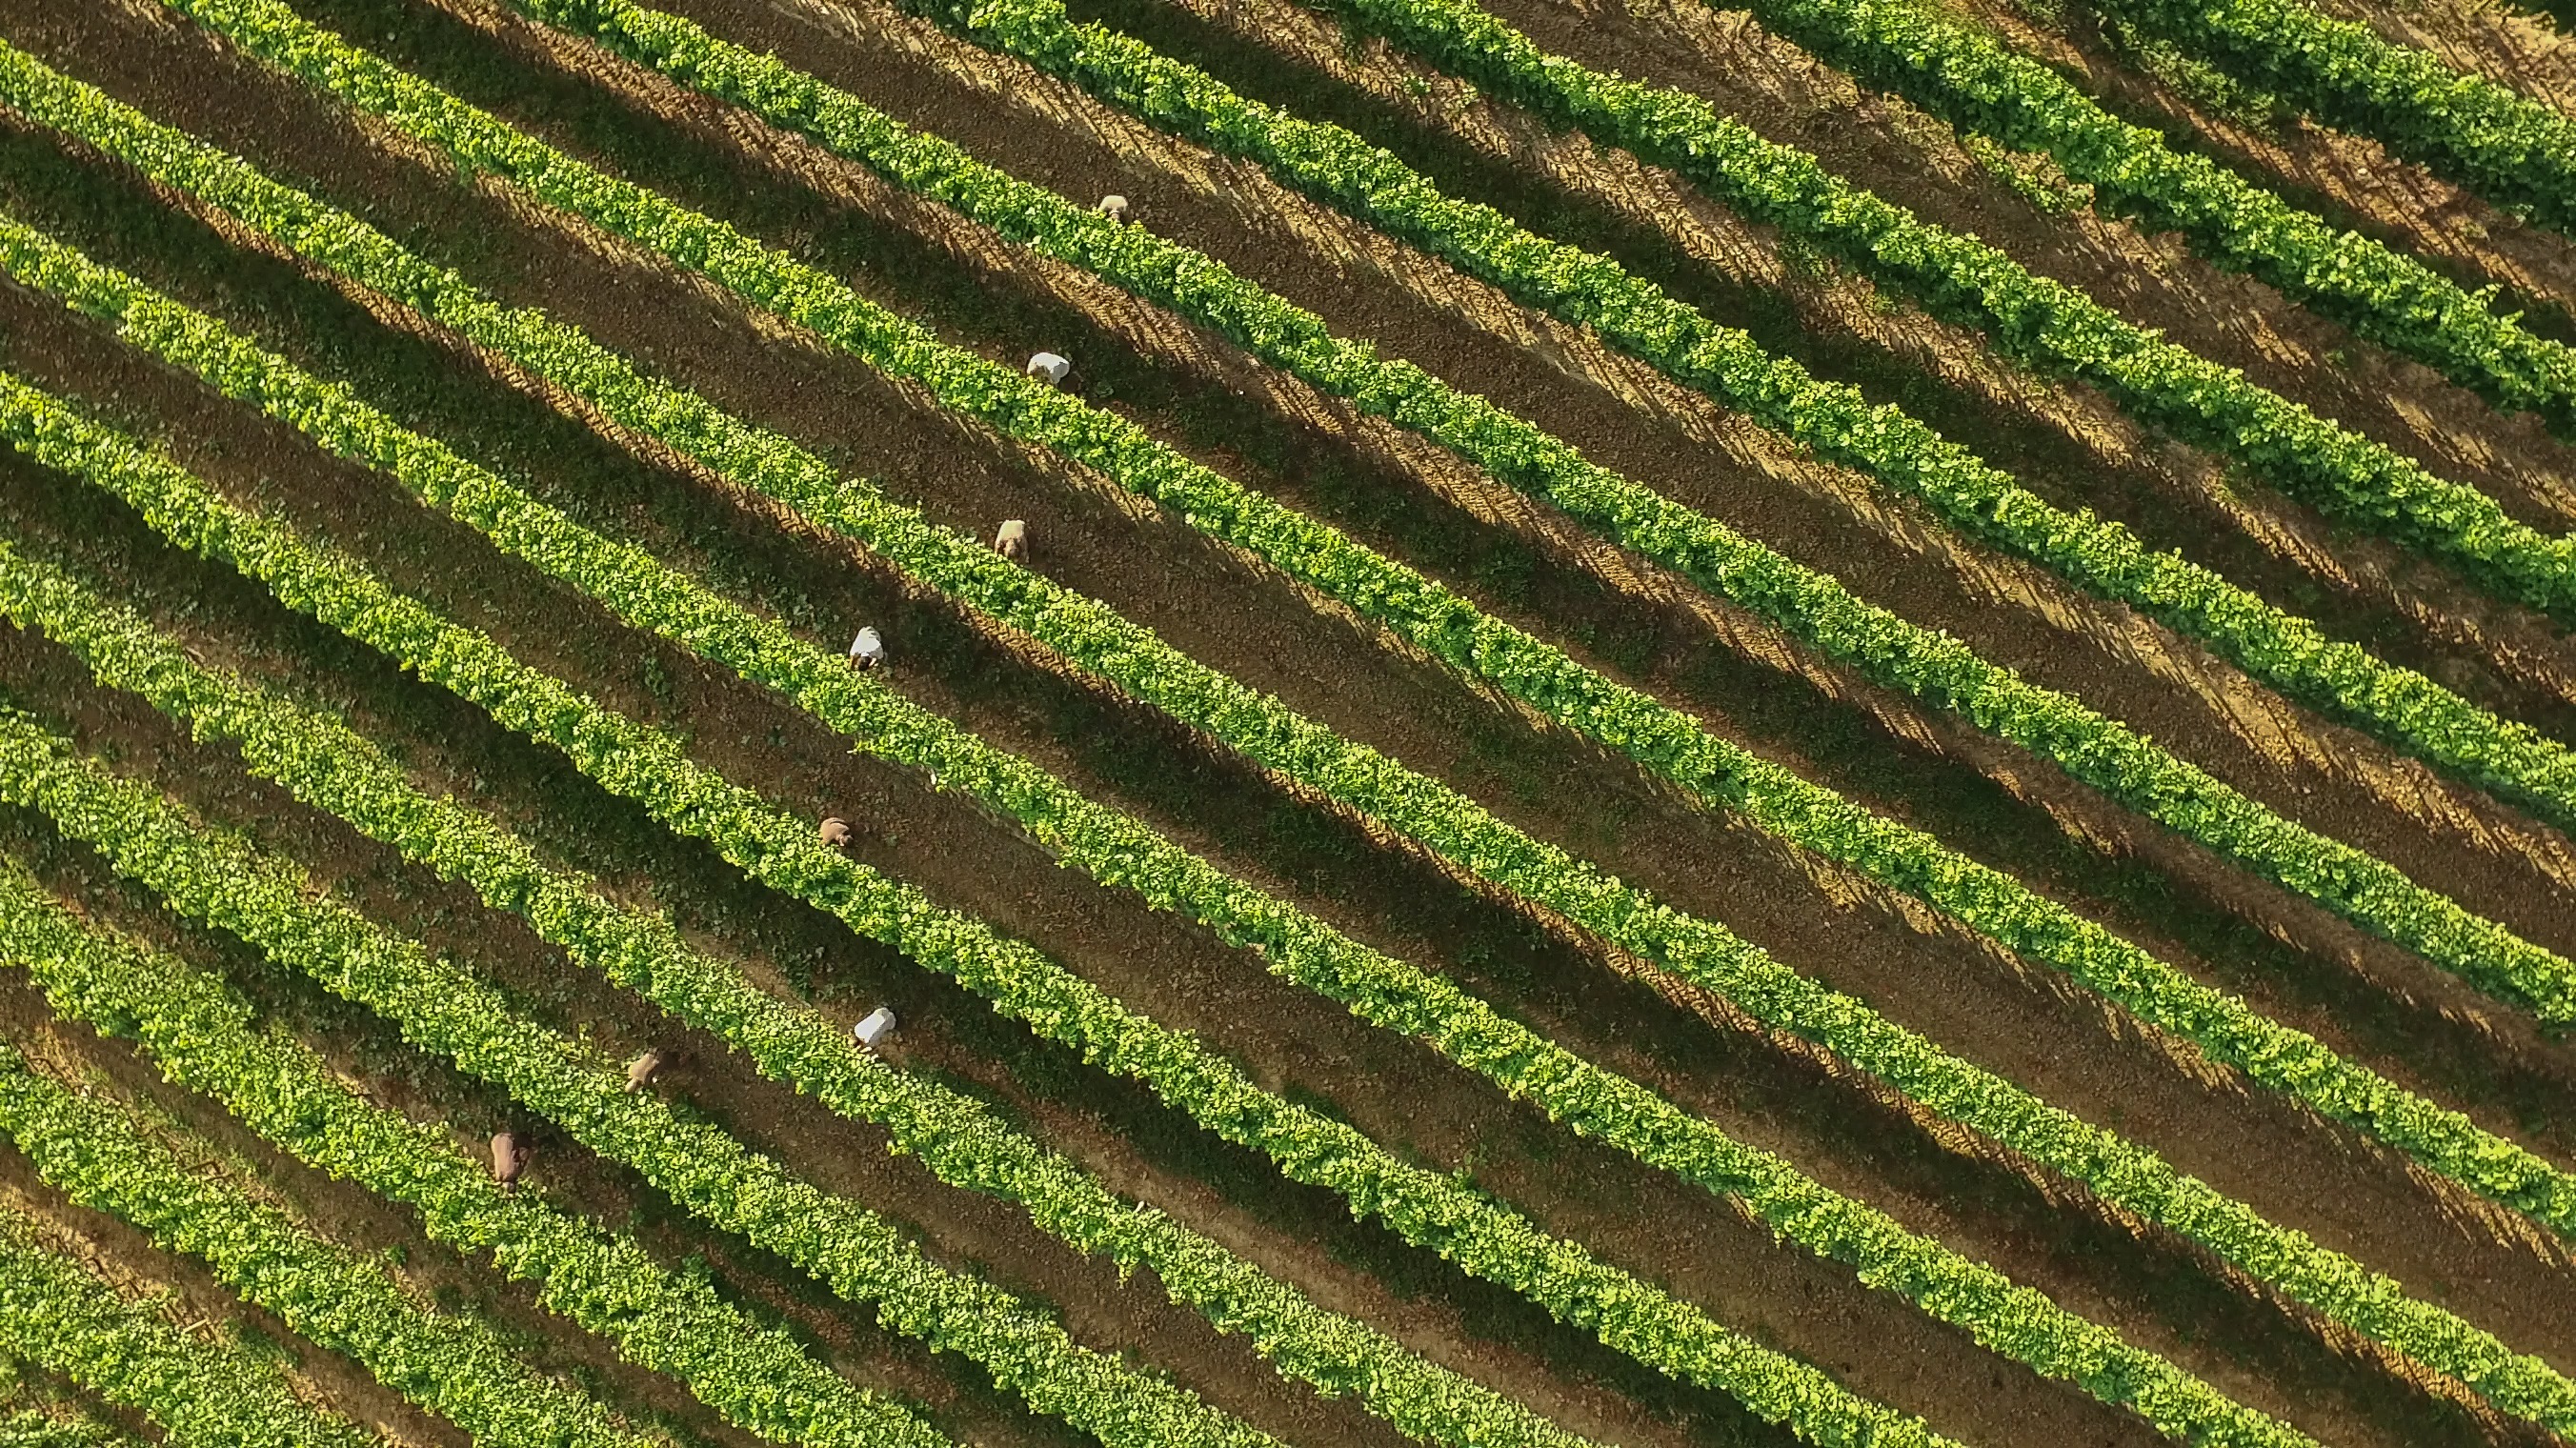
550,0 -> 2576,953
2298,0 -> 2576,117
0,1075 -> 455,1448
1953,0 -> 2576,342
9,9 -> 2575,1441
77,0 -> 2576,1306
0,840 -> 1080,1448
1186,0 -> 2576,542
0,623 -> 1380,1448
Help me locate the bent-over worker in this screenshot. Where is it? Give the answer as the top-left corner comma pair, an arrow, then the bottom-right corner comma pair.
819,815 -> 855,851
491,1132 -> 524,1190
848,626 -> 885,672
1097,193 -> 1128,225
1025,352 -> 1072,387
993,517 -> 1028,562
625,1049 -> 666,1093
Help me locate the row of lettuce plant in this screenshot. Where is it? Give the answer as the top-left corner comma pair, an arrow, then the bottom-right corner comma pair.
0,1039 -> 659,1448
0,713 -> 1300,1448
518,0 -> 2576,849
0,1200 -> 378,1448
0,1398 -> 137,1448
1654,0 -> 2576,423
0,866 -> 959,1448
141,0 -> 2576,1028
0,380 -> 1987,1448
893,0 -> 2576,618
4,65 -> 2566,1436
511,4 -> 2576,1003
0,549 -> 1602,1448
0,327 -> 2547,1448
1273,0 -> 2576,584
0,395 -> 2343,1448
2086,0 -> 2576,236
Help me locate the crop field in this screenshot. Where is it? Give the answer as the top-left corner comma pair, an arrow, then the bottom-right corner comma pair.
2,0 -> 2576,1443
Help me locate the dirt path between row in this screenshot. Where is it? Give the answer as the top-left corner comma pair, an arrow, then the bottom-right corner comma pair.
534,0 -> 2576,966
0,835 -> 1075,1448
1,7 -> 2568,1441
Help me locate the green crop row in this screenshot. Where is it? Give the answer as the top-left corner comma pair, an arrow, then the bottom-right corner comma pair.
10,734 -> 1297,1436
0,267 -> 2318,1444
0,1201 -> 375,1448
1289,0 -> 2576,598
526,0 -> 2576,859
0,865 -> 955,1448
2091,0 -> 2576,235
0,374 -> 1967,1448
515,0 -> 2576,1018
1658,0 -> 2576,423
904,0 -> 2576,617
0,544 -> 1600,1448
144,0 -> 2576,1027
862,0 -> 2576,848
0,1401 -> 134,1448
0,1041 -> 655,1448
0,714 -> 1286,1448
5,36 -> 2564,1432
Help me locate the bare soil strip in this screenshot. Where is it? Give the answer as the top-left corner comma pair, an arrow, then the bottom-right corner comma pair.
14,10 -> 2576,1442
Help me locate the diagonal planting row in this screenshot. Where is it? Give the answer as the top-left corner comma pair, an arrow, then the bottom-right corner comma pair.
0,202 -> 2553,1448
603,0 -> 2576,840
0,545 -> 1604,1448
2084,0 -> 2576,236
0,861 -> 961,1448
0,1199 -> 381,1448
509,0 -> 2576,1020
2,51 -> 2566,1434
0,384 -> 2334,1448
0,708 -> 1305,1448
900,0 -> 2576,618
0,1038 -> 660,1448
1644,0 -> 2576,422
150,0 -> 2576,1037
0,1398 -> 141,1448
0,673 -> 1970,1448
107,0 -> 2576,1043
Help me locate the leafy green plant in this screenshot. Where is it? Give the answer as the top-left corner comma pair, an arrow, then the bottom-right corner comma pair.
0,553 -> 1602,1448
0,1204 -> 379,1448
892,0 -> 2576,620
1638,0 -> 2576,425
1,48 -> 2567,1429
0,713 -> 1289,1448
0,1045 -> 658,1448
0,398 -> 1966,1448
507,0 -> 2576,969
0,865 -> 956,1448
2089,0 -> 2576,235
149,0 -> 2576,1040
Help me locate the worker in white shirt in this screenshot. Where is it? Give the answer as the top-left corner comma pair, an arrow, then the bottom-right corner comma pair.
994,517 -> 1028,561
1098,193 -> 1129,224
848,626 -> 886,671
1026,352 -> 1072,386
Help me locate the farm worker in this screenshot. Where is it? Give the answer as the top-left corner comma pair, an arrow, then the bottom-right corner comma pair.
848,626 -> 885,671
993,517 -> 1028,561
1097,193 -> 1128,224
818,815 -> 855,851
625,1049 -> 666,1093
853,1006 -> 897,1052
1025,352 -> 1072,386
491,1132 -> 524,1190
